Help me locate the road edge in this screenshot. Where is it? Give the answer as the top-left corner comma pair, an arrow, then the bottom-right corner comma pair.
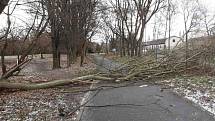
75,84 -> 94,121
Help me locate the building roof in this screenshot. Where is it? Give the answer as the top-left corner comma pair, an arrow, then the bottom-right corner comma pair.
143,38 -> 166,46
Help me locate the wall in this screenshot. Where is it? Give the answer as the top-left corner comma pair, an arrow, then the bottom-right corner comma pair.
165,36 -> 182,49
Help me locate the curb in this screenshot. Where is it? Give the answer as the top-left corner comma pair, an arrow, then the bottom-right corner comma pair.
75,84 -> 94,121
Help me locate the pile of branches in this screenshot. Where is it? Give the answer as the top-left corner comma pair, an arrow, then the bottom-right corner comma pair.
104,51 -> 202,82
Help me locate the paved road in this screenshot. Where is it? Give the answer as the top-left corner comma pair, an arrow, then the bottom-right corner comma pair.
90,54 -> 122,73
79,54 -> 215,121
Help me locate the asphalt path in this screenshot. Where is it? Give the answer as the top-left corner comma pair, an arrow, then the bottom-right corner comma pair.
79,54 -> 214,121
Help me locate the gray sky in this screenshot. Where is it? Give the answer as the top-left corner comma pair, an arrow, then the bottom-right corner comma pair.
0,0 -> 215,43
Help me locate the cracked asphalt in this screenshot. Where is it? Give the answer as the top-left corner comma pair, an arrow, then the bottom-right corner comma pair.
79,54 -> 215,121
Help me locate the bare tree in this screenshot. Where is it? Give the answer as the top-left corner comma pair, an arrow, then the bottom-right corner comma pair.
45,0 -> 62,69
165,0 -> 177,50
101,0 -> 164,57
0,0 -> 49,79
198,4 -> 215,36
133,0 -> 164,56
1,6 -> 11,75
179,0 -> 202,68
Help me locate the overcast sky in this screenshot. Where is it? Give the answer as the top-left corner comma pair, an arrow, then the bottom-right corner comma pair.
0,0 -> 215,43
146,0 -> 215,40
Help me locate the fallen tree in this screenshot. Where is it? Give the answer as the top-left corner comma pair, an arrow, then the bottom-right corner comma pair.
0,43 -> 213,90
0,75 -> 113,90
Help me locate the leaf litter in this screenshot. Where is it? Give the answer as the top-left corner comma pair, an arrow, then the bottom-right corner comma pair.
0,55 -> 96,121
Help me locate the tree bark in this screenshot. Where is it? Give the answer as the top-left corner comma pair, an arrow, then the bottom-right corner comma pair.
51,29 -> 61,69
52,39 -> 61,69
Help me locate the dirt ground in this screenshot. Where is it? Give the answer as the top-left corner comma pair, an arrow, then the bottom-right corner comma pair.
0,54 -> 96,121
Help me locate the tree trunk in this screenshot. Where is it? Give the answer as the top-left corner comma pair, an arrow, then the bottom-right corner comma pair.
185,32 -> 188,69
66,46 -> 73,67
137,19 -> 146,57
40,53 -> 44,59
135,41 -> 138,56
1,41 -> 8,76
80,40 -> 87,67
127,42 -> 130,56
52,39 -> 61,69
122,38 -> 126,56
67,52 -> 71,67
0,75 -> 113,90
131,39 -> 135,57
1,53 -> 6,75
105,40 -> 109,55
138,40 -> 143,57
17,55 -> 20,64
71,47 -> 77,64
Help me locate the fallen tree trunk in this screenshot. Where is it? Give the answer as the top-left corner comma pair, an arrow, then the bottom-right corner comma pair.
1,58 -> 32,80
0,75 -> 113,90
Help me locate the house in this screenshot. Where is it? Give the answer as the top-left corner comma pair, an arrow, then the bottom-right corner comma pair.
143,36 -> 183,51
